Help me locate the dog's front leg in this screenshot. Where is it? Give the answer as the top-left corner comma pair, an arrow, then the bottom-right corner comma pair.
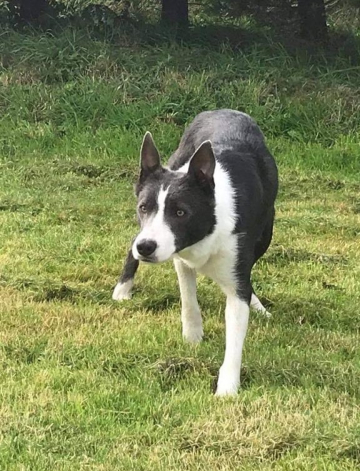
174,258 -> 203,344
216,293 -> 250,396
112,248 -> 139,301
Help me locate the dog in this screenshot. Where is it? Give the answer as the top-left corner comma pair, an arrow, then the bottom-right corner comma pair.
112,109 -> 278,396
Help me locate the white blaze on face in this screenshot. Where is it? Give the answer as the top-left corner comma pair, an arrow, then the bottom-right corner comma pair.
132,186 -> 176,263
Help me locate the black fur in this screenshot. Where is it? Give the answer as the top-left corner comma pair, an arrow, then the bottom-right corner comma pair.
168,110 -> 278,302
116,109 -> 277,304
118,248 -> 139,284
135,140 -> 217,255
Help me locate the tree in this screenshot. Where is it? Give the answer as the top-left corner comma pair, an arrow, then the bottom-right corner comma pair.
298,0 -> 328,41
9,0 -> 50,23
161,0 -> 189,27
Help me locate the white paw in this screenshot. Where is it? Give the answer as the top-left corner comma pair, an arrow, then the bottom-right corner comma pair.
112,280 -> 133,301
182,324 -> 203,344
254,307 -> 272,318
250,294 -> 272,318
215,382 -> 239,397
215,367 -> 240,397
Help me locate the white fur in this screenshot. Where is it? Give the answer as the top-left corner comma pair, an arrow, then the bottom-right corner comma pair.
112,279 -> 134,300
132,186 -> 176,263
172,159 -> 250,395
174,160 -> 237,274
173,258 -> 203,343
251,293 -> 271,318
216,297 -> 249,396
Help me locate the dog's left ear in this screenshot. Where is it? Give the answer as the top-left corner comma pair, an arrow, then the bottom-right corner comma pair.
140,132 -> 161,178
188,140 -> 215,190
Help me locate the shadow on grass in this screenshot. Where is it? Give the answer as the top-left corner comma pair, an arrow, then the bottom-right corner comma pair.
338,445 -> 360,464
240,358 -> 359,398
270,293 -> 359,333
63,5 -> 360,68
3,11 -> 360,83
2,334 -> 358,399
4,272 -> 357,333
263,245 -> 349,267
153,350 -> 359,398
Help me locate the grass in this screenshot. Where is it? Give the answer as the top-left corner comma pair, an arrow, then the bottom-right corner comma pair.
0,19 -> 360,470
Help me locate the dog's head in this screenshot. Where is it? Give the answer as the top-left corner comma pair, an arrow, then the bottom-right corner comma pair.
132,132 -> 216,263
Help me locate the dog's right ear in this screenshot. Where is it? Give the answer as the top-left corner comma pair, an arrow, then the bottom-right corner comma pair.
139,132 -> 161,180
188,140 -> 215,191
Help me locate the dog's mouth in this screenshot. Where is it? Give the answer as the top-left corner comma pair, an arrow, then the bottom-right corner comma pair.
138,255 -> 157,263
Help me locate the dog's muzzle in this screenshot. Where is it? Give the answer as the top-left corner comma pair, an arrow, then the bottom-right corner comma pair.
134,239 -> 158,262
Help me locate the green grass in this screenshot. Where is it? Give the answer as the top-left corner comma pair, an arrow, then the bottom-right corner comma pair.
0,22 -> 360,470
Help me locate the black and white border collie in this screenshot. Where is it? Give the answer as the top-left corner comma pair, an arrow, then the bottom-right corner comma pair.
113,109 -> 278,396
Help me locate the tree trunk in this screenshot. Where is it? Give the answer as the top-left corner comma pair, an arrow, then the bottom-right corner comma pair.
17,0 -> 49,23
161,0 -> 189,27
298,0 -> 328,41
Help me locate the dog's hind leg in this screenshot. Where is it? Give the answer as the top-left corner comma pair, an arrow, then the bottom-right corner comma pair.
250,291 -> 271,318
174,258 -> 203,344
250,209 -> 274,317
253,209 -> 274,264
112,249 -> 139,301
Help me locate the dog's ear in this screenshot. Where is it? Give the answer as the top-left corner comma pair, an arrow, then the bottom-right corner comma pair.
188,141 -> 215,190
140,132 -> 160,178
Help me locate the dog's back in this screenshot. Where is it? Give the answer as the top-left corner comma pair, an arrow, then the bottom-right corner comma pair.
169,109 -> 265,168
168,109 -> 278,235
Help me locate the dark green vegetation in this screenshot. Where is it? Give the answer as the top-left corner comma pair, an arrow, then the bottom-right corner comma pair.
0,0 -> 346,41
0,8 -> 359,470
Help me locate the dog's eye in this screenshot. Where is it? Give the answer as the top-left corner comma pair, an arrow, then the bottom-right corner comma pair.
139,205 -> 147,213
176,209 -> 185,217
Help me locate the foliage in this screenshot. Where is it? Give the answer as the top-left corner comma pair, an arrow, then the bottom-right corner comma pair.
1,0 -> 357,39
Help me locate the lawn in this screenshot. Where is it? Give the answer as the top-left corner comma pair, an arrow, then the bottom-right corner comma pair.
0,18 -> 359,470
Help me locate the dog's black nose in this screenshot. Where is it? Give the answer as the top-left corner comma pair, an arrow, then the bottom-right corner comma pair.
137,240 -> 157,258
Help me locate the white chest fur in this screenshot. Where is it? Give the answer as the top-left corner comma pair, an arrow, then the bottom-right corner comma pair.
174,159 -> 238,293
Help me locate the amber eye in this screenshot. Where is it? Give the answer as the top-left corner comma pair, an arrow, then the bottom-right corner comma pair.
139,204 -> 147,213
176,209 -> 185,217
